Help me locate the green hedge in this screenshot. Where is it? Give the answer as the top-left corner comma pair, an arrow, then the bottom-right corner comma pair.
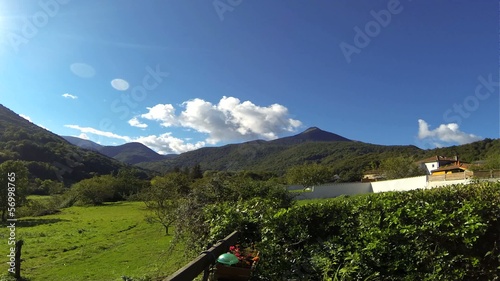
205,182 -> 500,280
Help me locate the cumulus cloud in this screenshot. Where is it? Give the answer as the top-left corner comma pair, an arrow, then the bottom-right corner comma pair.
135,133 -> 205,154
65,124 -> 203,154
66,96 -> 301,154
62,93 -> 78,99
128,117 -> 148,128
139,96 -> 302,144
111,78 -> 130,91
417,119 -> 482,146
65,125 -> 132,142
141,104 -> 177,127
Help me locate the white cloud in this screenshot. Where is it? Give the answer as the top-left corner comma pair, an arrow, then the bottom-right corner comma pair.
111,78 -> 129,91
417,119 -> 482,146
62,93 -> 78,99
20,114 -> 49,130
65,124 -> 202,154
65,125 -> 131,142
64,96 -> 301,154
135,133 -> 205,154
78,133 -> 90,140
128,117 -> 148,128
141,104 -> 177,127
138,96 -> 302,144
19,114 -> 32,122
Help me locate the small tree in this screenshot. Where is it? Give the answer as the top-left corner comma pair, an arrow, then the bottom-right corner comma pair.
379,156 -> 425,179
286,163 -> 333,189
142,172 -> 190,235
71,175 -> 116,205
190,164 -> 203,180
483,153 -> 500,170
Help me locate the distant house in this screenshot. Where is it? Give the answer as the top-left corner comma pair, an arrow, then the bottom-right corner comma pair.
418,155 -> 474,180
418,156 -> 458,175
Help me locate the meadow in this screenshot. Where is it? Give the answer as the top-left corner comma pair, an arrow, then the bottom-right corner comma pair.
0,199 -> 188,281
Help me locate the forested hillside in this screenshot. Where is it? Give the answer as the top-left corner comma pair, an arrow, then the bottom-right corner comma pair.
0,104 -> 124,185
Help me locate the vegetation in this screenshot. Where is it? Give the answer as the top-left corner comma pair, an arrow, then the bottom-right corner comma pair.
201,182 -> 500,280
0,201 -> 188,281
0,160 -> 29,221
0,105 -> 125,186
142,173 -> 190,235
138,140 -> 426,179
2,103 -> 500,280
379,156 -> 426,179
139,136 -> 500,182
169,171 -> 293,253
286,163 -> 336,188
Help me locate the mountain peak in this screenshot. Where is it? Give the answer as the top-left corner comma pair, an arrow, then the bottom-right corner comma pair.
271,126 -> 351,144
302,127 -> 321,134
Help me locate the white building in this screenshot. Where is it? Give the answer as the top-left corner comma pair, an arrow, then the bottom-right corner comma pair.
418,156 -> 458,175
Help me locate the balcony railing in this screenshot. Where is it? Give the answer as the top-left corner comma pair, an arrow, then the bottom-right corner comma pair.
164,231 -> 239,281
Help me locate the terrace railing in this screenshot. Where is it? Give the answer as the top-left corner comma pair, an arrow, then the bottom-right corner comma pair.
164,231 -> 239,281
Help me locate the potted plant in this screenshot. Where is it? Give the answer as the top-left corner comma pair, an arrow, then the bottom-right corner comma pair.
215,244 -> 260,281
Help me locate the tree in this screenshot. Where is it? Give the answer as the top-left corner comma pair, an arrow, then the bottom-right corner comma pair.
286,163 -> 333,189
114,168 -> 149,200
379,156 -> 425,179
0,161 -> 29,221
190,164 -> 203,180
142,172 -> 190,235
34,179 -> 64,195
71,175 -> 116,205
483,153 -> 500,170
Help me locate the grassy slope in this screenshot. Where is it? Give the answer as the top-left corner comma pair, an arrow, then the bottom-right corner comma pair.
0,201 -> 187,281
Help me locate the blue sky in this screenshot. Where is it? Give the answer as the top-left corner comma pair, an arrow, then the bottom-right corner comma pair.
0,0 -> 498,154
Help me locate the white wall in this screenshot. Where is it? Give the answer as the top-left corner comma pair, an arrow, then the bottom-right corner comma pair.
371,176 -> 428,193
289,176 -> 473,200
424,162 -> 438,174
294,182 -> 373,200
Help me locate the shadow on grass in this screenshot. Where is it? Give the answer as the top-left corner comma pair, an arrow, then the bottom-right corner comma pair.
82,201 -> 133,207
16,218 -> 68,228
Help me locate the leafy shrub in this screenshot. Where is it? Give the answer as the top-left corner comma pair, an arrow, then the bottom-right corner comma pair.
201,182 -> 500,280
260,182 -> 500,280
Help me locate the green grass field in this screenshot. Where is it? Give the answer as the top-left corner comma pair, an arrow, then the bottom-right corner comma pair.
0,200 -> 189,281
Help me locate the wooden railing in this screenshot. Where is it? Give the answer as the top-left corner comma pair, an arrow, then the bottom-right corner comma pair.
472,170 -> 500,179
164,231 -> 239,281
428,171 -> 473,182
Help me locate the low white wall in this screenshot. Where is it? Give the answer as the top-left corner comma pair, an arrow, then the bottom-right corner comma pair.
371,176 -> 428,193
294,182 -> 373,200
289,176 -> 477,200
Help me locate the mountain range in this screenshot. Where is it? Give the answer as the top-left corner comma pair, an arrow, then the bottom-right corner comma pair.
1,104 -> 499,183
63,126 -> 351,166
62,136 -> 172,165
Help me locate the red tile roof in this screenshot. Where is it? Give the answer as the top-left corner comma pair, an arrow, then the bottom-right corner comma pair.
431,163 -> 470,173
